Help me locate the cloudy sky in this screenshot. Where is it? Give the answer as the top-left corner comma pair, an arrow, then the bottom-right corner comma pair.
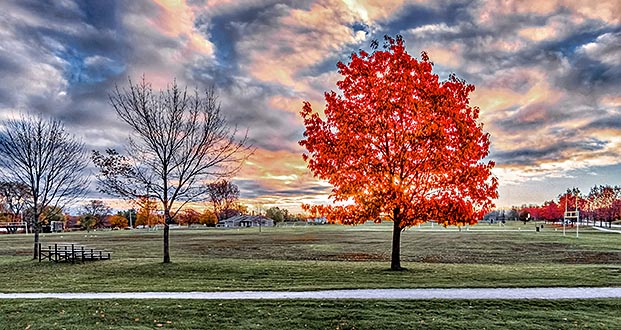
0,0 -> 619,211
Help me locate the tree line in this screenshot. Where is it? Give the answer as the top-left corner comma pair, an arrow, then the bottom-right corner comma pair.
1,186 -> 307,233
483,185 -> 621,227
517,186 -> 621,227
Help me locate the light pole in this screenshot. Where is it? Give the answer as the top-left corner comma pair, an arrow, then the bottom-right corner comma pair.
576,194 -> 580,238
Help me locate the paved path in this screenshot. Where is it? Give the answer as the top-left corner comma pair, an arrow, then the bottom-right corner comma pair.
1,288 -> 620,300
592,226 -> 621,234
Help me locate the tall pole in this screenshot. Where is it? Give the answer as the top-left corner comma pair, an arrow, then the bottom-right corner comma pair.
563,194 -> 567,236
576,193 -> 579,238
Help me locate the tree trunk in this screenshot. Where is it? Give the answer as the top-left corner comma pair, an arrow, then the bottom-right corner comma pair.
32,227 -> 39,260
391,215 -> 402,271
163,223 -> 170,263
32,210 -> 40,259
163,210 -> 172,263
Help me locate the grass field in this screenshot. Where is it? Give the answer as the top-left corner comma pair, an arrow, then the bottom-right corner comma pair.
1,299 -> 620,329
0,222 -> 620,329
0,222 -> 620,292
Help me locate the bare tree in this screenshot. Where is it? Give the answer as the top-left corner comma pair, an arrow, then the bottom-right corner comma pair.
92,77 -> 252,263
82,200 -> 112,228
0,115 -> 89,258
207,179 -> 240,222
0,181 -> 31,221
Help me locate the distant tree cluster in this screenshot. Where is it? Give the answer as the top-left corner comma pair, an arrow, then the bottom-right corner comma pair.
264,207 -> 307,223
176,208 -> 217,226
482,208 -> 518,223
81,200 -> 112,230
513,185 -> 621,227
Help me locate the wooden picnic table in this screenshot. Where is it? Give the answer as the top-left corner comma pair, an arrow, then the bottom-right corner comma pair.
38,243 -> 111,263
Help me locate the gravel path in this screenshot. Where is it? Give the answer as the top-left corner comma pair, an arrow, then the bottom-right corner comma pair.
1,287 -> 620,300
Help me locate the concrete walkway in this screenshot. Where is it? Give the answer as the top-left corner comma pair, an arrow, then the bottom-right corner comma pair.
1,287 -> 620,300
592,226 -> 621,234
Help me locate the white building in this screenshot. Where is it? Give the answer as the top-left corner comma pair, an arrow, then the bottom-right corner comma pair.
216,215 -> 274,228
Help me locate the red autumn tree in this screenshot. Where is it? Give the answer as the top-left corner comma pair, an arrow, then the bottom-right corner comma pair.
299,36 -> 497,270
176,209 -> 200,225
540,200 -> 562,222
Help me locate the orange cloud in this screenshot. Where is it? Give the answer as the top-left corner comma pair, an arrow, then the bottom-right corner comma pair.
268,95 -> 304,114
342,0 -> 414,22
239,1 -> 359,87
477,0 -> 620,25
424,44 -> 463,67
237,0 -> 412,92
237,148 -> 312,187
234,147 -> 333,212
473,69 -> 562,125
518,25 -> 560,42
151,0 -> 214,56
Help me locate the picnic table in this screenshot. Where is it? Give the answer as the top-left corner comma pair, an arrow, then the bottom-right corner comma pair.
38,243 -> 111,263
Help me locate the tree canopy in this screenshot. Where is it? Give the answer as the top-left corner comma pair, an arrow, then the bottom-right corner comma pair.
300,36 -> 497,270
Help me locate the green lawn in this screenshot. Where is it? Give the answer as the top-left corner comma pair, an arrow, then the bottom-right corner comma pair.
0,299 -> 619,329
1,223 -> 620,329
0,223 -> 619,292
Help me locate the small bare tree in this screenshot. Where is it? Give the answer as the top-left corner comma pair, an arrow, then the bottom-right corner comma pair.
82,200 -> 112,228
93,77 -> 251,263
0,115 -> 89,258
207,179 -> 240,222
0,181 -> 31,221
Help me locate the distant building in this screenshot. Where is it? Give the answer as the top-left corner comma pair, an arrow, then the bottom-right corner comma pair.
216,215 -> 274,228
50,221 -> 64,233
307,217 -> 327,224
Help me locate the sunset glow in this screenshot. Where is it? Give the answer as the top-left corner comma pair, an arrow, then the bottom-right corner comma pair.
0,0 -> 619,211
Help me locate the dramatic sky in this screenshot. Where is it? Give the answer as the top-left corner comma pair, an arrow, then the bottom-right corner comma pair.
0,0 -> 619,211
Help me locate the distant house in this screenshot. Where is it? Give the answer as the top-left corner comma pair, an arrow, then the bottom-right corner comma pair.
216,215 -> 274,228
307,217 -> 327,224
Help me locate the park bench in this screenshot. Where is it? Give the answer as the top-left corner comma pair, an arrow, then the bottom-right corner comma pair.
38,243 -> 111,263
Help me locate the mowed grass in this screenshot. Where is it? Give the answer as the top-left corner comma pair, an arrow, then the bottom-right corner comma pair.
0,222 -> 619,292
0,299 -> 619,330
1,223 -> 620,329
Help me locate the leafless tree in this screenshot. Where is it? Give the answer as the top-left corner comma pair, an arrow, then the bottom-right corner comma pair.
0,181 -> 31,221
82,200 -> 112,228
0,115 -> 89,258
207,179 -> 240,222
92,77 -> 252,263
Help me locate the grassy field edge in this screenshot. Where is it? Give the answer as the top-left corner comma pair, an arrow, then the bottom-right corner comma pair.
1,256 -> 620,292
1,298 -> 619,330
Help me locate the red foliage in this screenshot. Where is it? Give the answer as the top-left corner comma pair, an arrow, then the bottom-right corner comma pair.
176,209 -> 201,225
519,185 -> 621,225
300,36 -> 497,230
541,201 -> 562,221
